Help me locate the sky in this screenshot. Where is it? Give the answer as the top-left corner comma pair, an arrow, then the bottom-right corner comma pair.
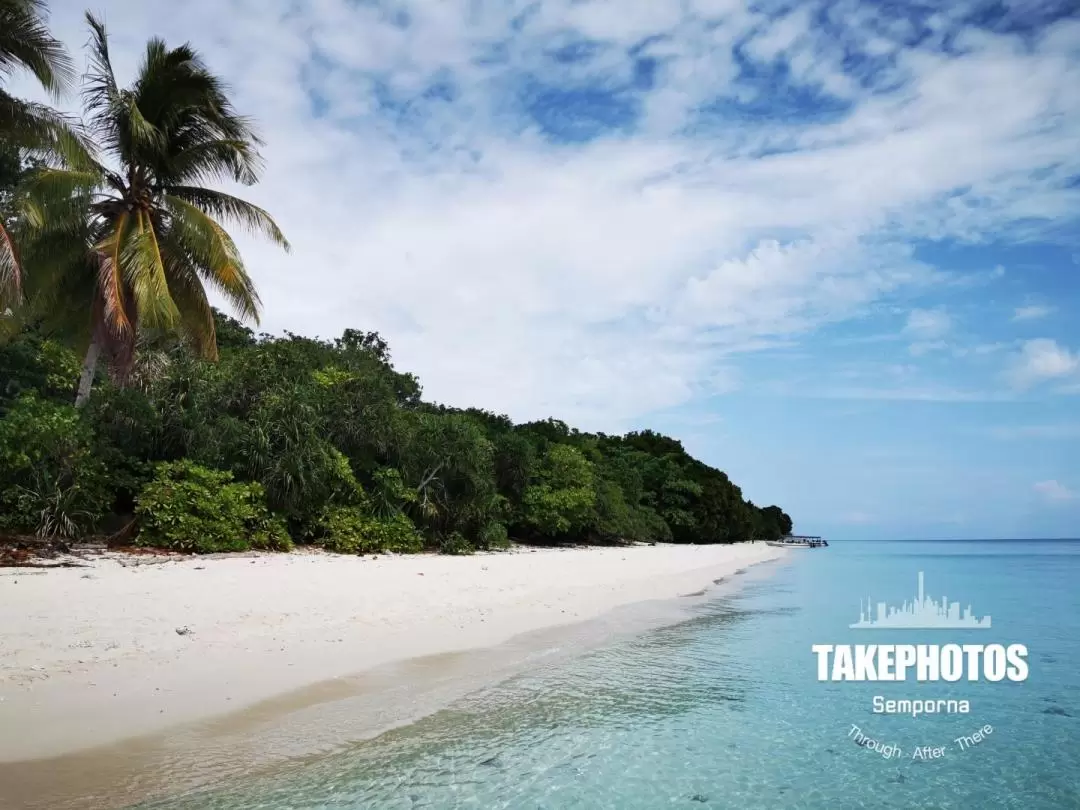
12,0 -> 1080,540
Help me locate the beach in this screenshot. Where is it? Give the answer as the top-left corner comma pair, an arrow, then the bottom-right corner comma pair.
0,542 -> 785,768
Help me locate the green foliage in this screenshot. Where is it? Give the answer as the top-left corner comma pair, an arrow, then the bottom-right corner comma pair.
0,394 -> 107,537
493,432 -> 535,512
1,314 -> 794,553
477,520 -> 510,550
312,506 -> 423,555
370,467 -> 416,518
396,412 -> 501,541
754,504 -> 794,542
135,461 -> 292,553
0,142 -> 23,214
239,392 -> 361,525
83,386 -> 160,510
438,531 -> 473,555
12,13 -> 288,403
212,310 -> 256,351
0,331 -> 79,410
522,444 -> 596,537
590,478 -> 641,542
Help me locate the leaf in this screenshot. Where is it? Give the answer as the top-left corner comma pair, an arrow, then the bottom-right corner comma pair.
92,211 -> 132,335
162,193 -> 261,323
0,219 -> 21,309
121,210 -> 179,330
164,186 -> 289,250
0,0 -> 76,98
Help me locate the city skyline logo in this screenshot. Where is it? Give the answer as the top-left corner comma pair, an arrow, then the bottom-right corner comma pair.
850,571 -> 992,630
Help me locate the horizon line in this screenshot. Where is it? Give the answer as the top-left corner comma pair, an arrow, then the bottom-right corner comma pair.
823,537 -> 1080,542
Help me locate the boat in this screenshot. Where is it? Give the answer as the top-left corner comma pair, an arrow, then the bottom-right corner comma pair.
765,535 -> 828,548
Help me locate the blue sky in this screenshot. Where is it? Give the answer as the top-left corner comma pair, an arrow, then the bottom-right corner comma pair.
18,0 -> 1080,539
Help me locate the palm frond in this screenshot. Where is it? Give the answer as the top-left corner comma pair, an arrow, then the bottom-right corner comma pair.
7,11 -> 287,386
92,210 -> 132,335
0,0 -> 75,97
158,138 -> 261,186
43,120 -> 100,171
162,256 -> 218,360
123,90 -> 164,152
162,193 -> 261,322
164,185 -> 290,250
17,166 -> 101,233
16,214 -> 95,295
0,218 -> 20,308
0,90 -> 93,159
121,209 -> 179,330
133,48 -> 267,191
16,234 -> 98,342
82,12 -> 123,155
133,40 -> 259,143
19,165 -> 101,200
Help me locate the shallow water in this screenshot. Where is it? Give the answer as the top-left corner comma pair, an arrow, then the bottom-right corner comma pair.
138,540 -> 1080,809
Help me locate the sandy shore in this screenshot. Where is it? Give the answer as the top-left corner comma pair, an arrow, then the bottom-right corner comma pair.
0,542 -> 785,767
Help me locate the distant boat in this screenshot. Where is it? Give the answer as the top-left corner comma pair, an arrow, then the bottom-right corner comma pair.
765,535 -> 828,548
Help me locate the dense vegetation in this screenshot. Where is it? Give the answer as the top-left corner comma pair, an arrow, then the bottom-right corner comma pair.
0,314 -> 794,552
0,3 -> 793,555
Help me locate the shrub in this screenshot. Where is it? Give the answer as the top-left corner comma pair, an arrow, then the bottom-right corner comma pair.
438,531 -> 473,555
475,521 -> 511,551
241,394 -> 361,524
369,467 -> 416,518
0,335 -> 80,412
313,506 -> 423,555
84,386 -> 160,513
0,394 -> 108,538
135,461 -> 292,553
522,445 -> 596,538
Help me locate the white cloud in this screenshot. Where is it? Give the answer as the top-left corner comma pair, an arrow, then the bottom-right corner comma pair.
675,236 -> 929,339
1033,480 -> 1076,503
9,1 -> 1080,428
1012,305 -> 1053,322
1006,339 -> 1080,389
904,308 -> 952,340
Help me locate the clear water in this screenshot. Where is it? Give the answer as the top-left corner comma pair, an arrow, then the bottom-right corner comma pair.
140,540 -> 1080,809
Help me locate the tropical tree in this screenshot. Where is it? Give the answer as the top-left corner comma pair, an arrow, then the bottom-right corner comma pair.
0,0 -> 75,310
16,12 -> 289,406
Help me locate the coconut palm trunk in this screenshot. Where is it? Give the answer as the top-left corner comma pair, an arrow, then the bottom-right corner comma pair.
75,337 -> 100,408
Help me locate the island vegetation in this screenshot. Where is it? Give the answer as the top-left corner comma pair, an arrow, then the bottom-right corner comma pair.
0,1 -> 793,556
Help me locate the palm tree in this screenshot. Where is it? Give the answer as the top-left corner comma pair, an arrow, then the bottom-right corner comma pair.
0,0 -> 75,310
17,12 -> 289,406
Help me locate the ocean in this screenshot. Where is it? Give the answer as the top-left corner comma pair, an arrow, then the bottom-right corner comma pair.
140,540 -> 1080,809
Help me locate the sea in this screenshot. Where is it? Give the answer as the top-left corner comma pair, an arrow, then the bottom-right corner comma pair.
139,540 -> 1080,809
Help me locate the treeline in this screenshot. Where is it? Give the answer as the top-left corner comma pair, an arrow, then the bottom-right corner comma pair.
0,313 -> 794,554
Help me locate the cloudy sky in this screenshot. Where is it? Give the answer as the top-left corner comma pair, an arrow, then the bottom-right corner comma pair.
17,0 -> 1080,539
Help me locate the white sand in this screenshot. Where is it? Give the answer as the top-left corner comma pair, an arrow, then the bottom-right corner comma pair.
0,542 -> 785,762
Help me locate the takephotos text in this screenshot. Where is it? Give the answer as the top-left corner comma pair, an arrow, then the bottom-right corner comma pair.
811,644 -> 1029,682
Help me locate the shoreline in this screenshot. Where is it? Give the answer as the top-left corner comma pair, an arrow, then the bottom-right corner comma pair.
0,542 -> 787,808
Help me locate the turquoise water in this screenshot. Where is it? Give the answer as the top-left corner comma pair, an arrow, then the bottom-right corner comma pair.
143,541 -> 1080,809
